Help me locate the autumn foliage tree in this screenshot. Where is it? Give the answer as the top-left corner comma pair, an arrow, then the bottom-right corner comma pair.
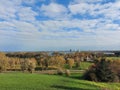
67,58 -> 74,69
20,58 -> 36,73
28,59 -> 36,73
20,58 -> 29,72
0,52 -> 8,72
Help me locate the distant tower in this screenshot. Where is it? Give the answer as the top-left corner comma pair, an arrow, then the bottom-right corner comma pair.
70,49 -> 72,52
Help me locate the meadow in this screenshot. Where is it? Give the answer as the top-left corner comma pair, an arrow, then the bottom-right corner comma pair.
106,57 -> 120,60
0,72 -> 119,90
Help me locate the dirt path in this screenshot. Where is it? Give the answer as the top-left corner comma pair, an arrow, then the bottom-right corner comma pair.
2,70 -> 85,74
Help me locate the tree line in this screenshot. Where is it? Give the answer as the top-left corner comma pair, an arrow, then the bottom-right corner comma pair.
0,51 -> 98,73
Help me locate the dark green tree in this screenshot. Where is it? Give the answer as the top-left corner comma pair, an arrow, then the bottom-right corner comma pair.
95,59 -> 115,82
84,59 -> 116,82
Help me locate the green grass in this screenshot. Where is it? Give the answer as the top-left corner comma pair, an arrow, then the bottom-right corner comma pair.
106,57 -> 120,60
0,72 -> 119,90
79,62 -> 93,70
65,62 -> 93,70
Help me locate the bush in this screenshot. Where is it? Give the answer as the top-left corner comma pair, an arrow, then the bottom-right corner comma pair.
83,68 -> 97,82
57,68 -> 64,75
65,69 -> 70,77
48,71 -> 55,75
113,75 -> 119,83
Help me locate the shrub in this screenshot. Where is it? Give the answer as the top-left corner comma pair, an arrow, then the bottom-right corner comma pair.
83,67 -> 97,82
57,68 -> 64,75
113,75 -> 119,83
48,71 -> 55,75
65,69 -> 70,77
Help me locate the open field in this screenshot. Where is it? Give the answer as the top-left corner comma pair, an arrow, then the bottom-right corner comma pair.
79,62 -> 93,70
64,61 -> 93,70
106,57 -> 120,60
0,73 -> 119,90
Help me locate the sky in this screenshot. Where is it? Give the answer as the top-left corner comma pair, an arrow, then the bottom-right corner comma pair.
0,0 -> 120,51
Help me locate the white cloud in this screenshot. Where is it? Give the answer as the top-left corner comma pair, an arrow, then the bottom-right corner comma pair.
22,0 -> 36,5
68,3 -> 88,15
96,31 -> 120,50
18,7 -> 38,21
71,0 -> 102,4
0,0 -> 39,22
0,20 -> 38,33
12,20 -> 38,32
0,0 -> 19,20
69,0 -> 120,20
0,0 -> 120,51
1,18 -> 120,50
40,3 -> 69,19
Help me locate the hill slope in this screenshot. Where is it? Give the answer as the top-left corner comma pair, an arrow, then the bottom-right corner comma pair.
0,73 -> 119,90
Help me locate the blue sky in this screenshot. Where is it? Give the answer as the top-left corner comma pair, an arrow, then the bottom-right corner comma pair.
0,0 -> 120,51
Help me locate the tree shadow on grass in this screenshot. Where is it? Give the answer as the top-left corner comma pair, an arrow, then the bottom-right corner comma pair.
51,78 -> 100,90
51,85 -> 97,90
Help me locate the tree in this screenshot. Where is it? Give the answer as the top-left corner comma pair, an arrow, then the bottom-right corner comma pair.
84,59 -> 116,82
76,60 -> 81,68
28,58 -> 36,73
67,58 -> 74,69
56,56 -> 66,68
28,62 -> 36,73
0,53 -> 8,72
20,58 -> 29,72
110,60 -> 120,82
43,56 -> 51,70
74,56 -> 81,68
20,58 -> 36,73
95,59 -> 115,82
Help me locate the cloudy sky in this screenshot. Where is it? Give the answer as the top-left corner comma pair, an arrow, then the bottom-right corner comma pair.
0,0 -> 120,51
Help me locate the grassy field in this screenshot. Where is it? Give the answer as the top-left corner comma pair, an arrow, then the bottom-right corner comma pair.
79,62 -> 93,70
106,57 -> 120,60
0,73 -> 119,90
65,62 -> 93,70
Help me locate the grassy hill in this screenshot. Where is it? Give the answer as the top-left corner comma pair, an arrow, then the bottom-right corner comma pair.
0,73 -> 119,90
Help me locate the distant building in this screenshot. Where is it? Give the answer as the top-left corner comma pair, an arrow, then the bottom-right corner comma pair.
103,52 -> 115,56
104,52 -> 115,55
